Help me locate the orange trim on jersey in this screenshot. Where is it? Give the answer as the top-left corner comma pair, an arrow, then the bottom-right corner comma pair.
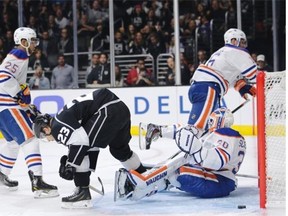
130,166 -> 168,181
180,166 -> 217,180
217,147 -> 229,163
194,88 -> 215,129
11,109 -> 34,139
0,158 -> 15,165
199,65 -> 229,91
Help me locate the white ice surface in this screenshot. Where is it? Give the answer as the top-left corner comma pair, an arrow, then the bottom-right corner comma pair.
0,136 -> 285,216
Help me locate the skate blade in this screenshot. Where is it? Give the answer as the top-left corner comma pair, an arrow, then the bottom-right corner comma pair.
61,200 -> 93,209
34,189 -> 59,199
139,122 -> 148,150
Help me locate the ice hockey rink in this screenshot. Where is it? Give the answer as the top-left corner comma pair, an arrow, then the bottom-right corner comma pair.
0,136 -> 285,216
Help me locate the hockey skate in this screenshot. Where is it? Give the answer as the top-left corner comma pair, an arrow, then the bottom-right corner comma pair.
114,168 -> 135,201
28,170 -> 59,198
61,186 -> 92,209
144,123 -> 161,150
0,171 -> 18,191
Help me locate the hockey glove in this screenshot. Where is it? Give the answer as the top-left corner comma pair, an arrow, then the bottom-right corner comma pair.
17,84 -> 31,107
25,104 -> 41,122
175,125 -> 202,155
234,79 -> 256,100
59,155 -> 75,180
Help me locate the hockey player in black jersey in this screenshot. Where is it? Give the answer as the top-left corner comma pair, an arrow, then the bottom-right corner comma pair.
32,88 -> 147,208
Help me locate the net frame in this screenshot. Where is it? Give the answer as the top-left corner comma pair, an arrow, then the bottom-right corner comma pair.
257,71 -> 286,208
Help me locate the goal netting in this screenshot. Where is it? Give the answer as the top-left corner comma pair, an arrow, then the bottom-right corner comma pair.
257,71 -> 286,208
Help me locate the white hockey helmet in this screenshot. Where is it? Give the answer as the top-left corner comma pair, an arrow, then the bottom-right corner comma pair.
208,107 -> 234,131
224,28 -> 247,48
14,27 -> 39,46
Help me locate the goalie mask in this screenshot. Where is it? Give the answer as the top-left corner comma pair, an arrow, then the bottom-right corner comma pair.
33,114 -> 52,139
224,28 -> 247,48
208,107 -> 234,132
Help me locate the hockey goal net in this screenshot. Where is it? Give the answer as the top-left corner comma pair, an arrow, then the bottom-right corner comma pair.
257,71 -> 286,208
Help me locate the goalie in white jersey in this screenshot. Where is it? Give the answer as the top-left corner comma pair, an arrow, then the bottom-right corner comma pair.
115,107 -> 246,200
0,27 -> 58,198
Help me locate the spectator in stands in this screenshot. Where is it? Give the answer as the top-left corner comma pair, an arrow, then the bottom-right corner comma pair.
28,49 -> 49,70
146,8 -> 159,27
28,66 -> 50,89
86,53 -> 100,76
128,32 -> 147,55
114,31 -> 128,55
87,0 -> 107,25
198,15 -> 211,51
126,4 -> 147,32
183,19 -> 197,41
91,22 -> 109,51
51,54 -> 78,89
39,30 -> 59,69
115,64 -> 124,87
165,56 -> 191,86
1,13 -> 17,35
147,32 -> 166,62
126,58 -> 154,86
55,8 -> 69,29
168,35 -> 184,55
27,15 -> 40,34
0,37 -> 8,57
87,53 -> 110,86
125,24 -> 136,46
47,14 -> 60,39
250,52 -> 258,63
4,30 -> 14,53
256,54 -> 273,72
58,27 -> 73,65
77,13 -> 95,53
196,49 -> 208,66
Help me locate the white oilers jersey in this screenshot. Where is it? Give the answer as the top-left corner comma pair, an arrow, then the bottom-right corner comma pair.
192,45 -> 257,96
200,127 -> 246,181
0,49 -> 29,111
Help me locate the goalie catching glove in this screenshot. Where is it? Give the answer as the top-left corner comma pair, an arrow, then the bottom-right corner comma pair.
17,84 -> 31,107
59,155 -> 76,180
234,79 -> 256,100
175,125 -> 202,156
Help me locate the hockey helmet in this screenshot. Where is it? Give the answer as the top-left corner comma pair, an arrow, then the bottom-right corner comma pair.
208,107 -> 234,132
14,27 -> 39,47
224,28 -> 247,48
33,114 -> 52,139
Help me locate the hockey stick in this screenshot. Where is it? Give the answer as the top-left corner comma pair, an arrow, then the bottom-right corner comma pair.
89,177 -> 105,195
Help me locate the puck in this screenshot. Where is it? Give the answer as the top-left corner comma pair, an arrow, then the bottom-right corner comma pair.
237,205 -> 246,209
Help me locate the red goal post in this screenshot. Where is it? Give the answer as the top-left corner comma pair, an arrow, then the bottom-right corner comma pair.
257,71 -> 286,208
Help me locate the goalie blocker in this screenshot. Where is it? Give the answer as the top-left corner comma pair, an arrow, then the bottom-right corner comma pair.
115,107 -> 247,201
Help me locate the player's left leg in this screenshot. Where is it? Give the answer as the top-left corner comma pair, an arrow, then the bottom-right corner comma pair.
177,165 -> 236,198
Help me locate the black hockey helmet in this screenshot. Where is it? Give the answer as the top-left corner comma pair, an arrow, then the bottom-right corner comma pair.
33,114 -> 52,138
